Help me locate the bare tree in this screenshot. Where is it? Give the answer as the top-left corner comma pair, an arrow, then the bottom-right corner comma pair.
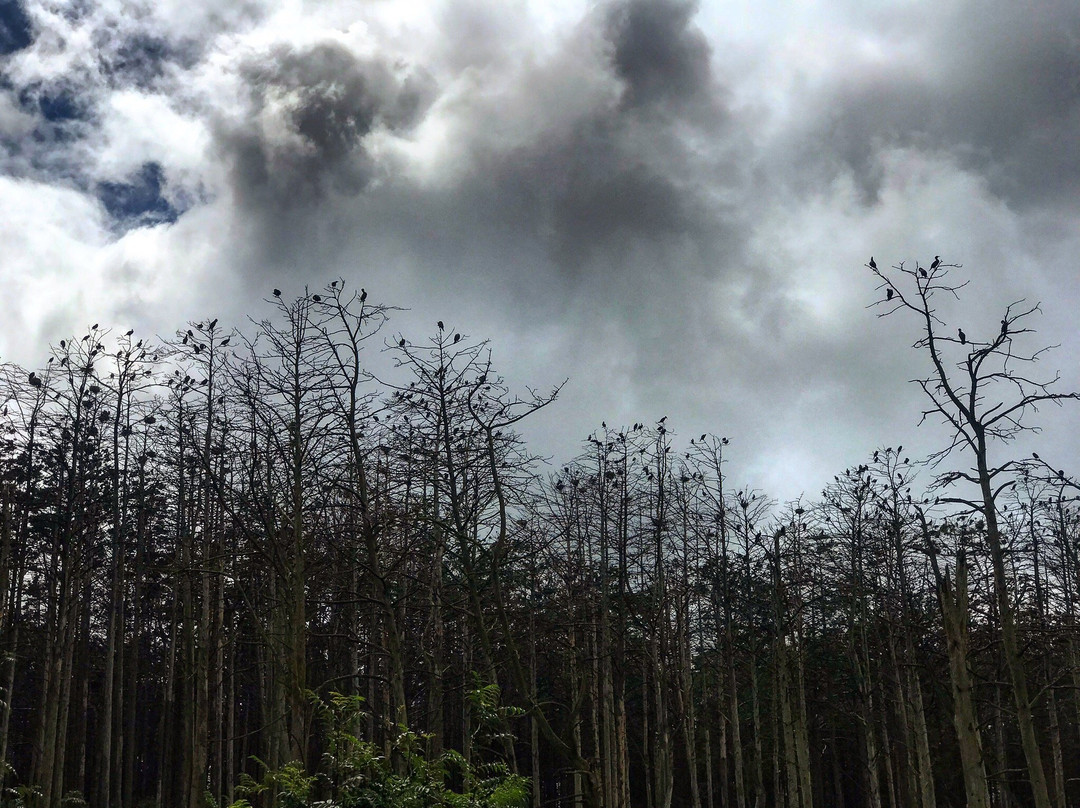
871,257 -> 1079,808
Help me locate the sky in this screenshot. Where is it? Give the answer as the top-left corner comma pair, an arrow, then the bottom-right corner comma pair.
1,0 -> 1079,502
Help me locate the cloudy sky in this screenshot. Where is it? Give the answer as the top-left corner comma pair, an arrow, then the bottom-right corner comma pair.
2,0 -> 1079,500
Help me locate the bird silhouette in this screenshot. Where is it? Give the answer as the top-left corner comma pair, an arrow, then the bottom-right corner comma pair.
209,318 -> 218,330
437,321 -> 444,330
931,256 -> 941,270
886,288 -> 894,300
312,294 -> 321,303
869,256 -> 877,269
125,329 -> 134,337
360,288 -> 366,302
1000,319 -> 1008,335
221,337 -> 231,347
28,372 -> 40,388
453,333 -> 461,343
399,338 -> 406,347
919,267 -> 927,278
958,328 -> 966,345
273,289 -> 281,297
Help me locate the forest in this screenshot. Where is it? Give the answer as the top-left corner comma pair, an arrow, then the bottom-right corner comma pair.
0,258 -> 1078,808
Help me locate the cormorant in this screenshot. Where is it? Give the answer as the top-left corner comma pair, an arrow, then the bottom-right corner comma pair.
869,256 -> 877,269
453,333 -> 461,343
312,294 -> 321,303
360,288 -> 366,301
931,256 -> 940,270
125,329 -> 134,336
958,328 -> 966,345
399,338 -> 406,347
919,267 -> 927,278
437,321 -> 444,330
886,288 -> 894,300
273,289 -> 281,297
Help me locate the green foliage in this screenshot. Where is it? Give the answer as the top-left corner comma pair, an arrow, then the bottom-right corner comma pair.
228,686 -> 529,808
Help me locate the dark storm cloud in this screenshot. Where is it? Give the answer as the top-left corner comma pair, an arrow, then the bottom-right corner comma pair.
219,41 -> 435,212
782,0 -> 1080,206
216,0 -> 741,310
606,0 -> 712,110
480,118 -> 712,276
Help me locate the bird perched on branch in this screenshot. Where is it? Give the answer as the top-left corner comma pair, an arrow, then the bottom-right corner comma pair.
919,267 -> 928,278
931,256 -> 941,270
958,328 -> 967,345
273,289 -> 281,297
437,321 -> 444,330
869,256 -> 877,269
886,288 -> 894,300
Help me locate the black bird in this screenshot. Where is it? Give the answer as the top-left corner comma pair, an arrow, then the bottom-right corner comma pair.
659,416 -> 667,424
958,328 -> 966,345
919,267 -> 927,278
331,280 -> 338,288
931,256 -> 941,270
453,333 -> 461,343
209,318 -> 218,330
312,294 -> 321,303
125,329 -> 134,336
399,338 -> 406,347
221,337 -> 231,347
60,340 -> 65,348
869,256 -> 877,269
1033,452 -> 1040,460
360,288 -> 366,302
886,288 -> 894,300
273,288 -> 281,297
1000,319 -> 1008,335
28,372 -> 40,388
437,320 -> 444,330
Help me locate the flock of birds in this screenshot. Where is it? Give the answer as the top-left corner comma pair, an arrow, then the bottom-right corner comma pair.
869,255 -> 1011,350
